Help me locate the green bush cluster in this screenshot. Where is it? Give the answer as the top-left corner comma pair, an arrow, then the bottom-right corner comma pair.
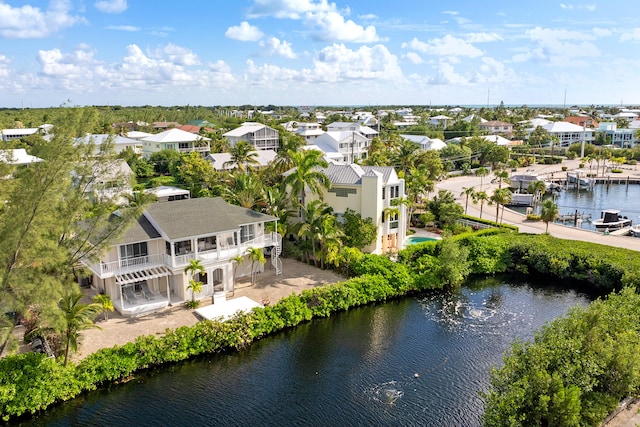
483,287 -> 640,426
460,214 -> 519,232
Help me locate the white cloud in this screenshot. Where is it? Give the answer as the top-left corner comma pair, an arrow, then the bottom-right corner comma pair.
37,46 -> 110,91
404,52 -> 423,64
0,53 -> 10,78
472,57 -> 518,84
513,26 -> 600,65
260,37 -> 297,58
225,21 -> 264,41
94,0 -> 127,14
621,28 -> 640,42
402,35 -> 483,58
560,3 -> 596,11
593,27 -> 612,37
307,43 -> 402,82
465,32 -> 503,43
0,0 -> 84,38
359,13 -> 376,20
306,11 -> 381,43
430,61 -> 468,85
152,43 -> 200,66
247,0 -> 333,19
106,25 -> 139,32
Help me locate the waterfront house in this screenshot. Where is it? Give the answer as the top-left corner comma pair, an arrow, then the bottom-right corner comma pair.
478,120 -> 513,138
82,197 -> 280,317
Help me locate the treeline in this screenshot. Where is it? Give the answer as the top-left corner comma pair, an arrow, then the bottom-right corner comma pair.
2,230 -> 640,422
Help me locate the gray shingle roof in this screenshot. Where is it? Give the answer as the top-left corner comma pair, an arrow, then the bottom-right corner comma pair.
320,163 -> 396,185
120,215 -> 162,244
145,197 -> 276,240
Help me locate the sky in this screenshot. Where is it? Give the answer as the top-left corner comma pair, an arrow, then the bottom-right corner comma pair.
1,0 -> 640,108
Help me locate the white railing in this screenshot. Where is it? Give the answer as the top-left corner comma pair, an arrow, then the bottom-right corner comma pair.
89,253 -> 165,276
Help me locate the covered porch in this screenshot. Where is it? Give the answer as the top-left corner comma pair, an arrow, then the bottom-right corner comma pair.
113,266 -> 172,317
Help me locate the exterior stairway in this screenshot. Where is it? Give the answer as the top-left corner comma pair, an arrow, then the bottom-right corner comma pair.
271,233 -> 282,276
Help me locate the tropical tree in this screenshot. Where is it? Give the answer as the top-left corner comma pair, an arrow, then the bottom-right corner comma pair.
230,255 -> 245,296
460,186 -> 476,214
541,199 -> 559,233
318,215 -> 344,269
246,247 -> 266,285
472,191 -> 489,219
91,293 -> 114,321
295,199 -> 333,266
493,169 -> 511,189
340,208 -> 377,250
186,279 -> 204,308
476,166 -> 489,188
59,290 -> 101,366
527,180 -> 547,202
283,149 -> 330,209
184,259 -> 205,304
222,171 -> 265,210
225,140 -> 259,172
490,188 -> 513,224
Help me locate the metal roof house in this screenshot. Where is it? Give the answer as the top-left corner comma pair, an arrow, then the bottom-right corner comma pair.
82,197 -> 281,317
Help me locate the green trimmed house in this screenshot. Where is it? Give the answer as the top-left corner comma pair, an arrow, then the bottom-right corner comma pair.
82,198 -> 281,317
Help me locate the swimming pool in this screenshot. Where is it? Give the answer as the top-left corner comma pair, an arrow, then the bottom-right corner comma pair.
405,235 -> 438,245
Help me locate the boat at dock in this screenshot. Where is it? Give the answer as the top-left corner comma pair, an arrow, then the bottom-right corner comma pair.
557,212 -> 591,223
592,209 -> 632,232
630,225 -> 640,238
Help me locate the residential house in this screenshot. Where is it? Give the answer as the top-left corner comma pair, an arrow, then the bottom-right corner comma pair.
205,149 -> 277,172
152,121 -> 181,130
295,122 -> 324,144
78,158 -> 134,204
0,148 -> 43,165
293,163 -> 406,254
75,134 -> 143,155
527,121 -> 595,147
462,114 -> 488,124
326,121 -> 379,141
146,186 -> 190,202
429,115 -> 453,128
141,128 -> 211,158
597,122 -> 638,148
479,121 -> 513,138
223,122 -> 279,151
311,131 -> 371,163
400,134 -> 447,151
563,116 -> 598,128
82,197 -> 280,317
1,124 -> 52,142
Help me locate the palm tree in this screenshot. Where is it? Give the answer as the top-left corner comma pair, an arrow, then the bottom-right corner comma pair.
472,191 -> 489,219
318,215 -> 344,269
186,279 -> 204,307
225,140 -> 259,172
91,293 -> 114,321
527,180 -> 547,202
476,167 -> 489,188
489,188 -> 513,224
283,149 -> 330,210
222,171 -> 265,210
230,254 -> 245,296
295,199 -> 333,266
460,187 -> 476,214
184,259 -> 205,303
59,291 -> 101,366
493,169 -> 511,189
246,247 -> 266,285
540,199 -> 559,233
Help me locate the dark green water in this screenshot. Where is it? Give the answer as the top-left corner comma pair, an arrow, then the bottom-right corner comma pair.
24,276 -> 593,427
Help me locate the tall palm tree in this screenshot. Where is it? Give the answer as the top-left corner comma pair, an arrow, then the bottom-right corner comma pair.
59,291 -> 101,366
184,259 -> 205,295
490,188 -> 513,224
91,293 -> 114,321
460,186 -> 476,214
186,279 -> 204,306
493,169 -> 511,189
392,138 -> 421,176
225,141 -> 259,173
318,215 -> 344,269
246,247 -> 266,285
472,191 -> 489,219
476,167 -> 489,188
230,254 -> 245,296
527,180 -> 547,202
222,171 -> 265,210
541,199 -> 559,233
295,199 -> 333,266
283,149 -> 330,210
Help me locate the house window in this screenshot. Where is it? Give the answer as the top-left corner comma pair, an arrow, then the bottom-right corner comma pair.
165,241 -> 171,255
198,236 -> 216,252
240,224 -> 255,243
179,142 -> 190,151
120,242 -> 148,262
382,187 -> 386,200
328,188 -> 357,197
174,240 -> 192,256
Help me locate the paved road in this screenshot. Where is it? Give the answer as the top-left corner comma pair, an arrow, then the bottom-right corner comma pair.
436,160 -> 640,252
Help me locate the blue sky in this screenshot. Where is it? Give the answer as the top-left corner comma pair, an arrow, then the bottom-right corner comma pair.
1,0 -> 640,108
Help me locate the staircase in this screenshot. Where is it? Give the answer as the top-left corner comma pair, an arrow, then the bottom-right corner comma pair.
271,232 -> 282,276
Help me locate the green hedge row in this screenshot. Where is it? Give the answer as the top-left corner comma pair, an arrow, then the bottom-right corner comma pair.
460,214 -> 520,232
2,231 -> 640,422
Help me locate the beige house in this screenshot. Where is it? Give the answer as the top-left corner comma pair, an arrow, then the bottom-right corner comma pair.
83,198 -> 280,317
296,163 -> 407,254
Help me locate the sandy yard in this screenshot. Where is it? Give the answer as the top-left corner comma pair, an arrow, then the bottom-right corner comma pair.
74,257 -> 344,361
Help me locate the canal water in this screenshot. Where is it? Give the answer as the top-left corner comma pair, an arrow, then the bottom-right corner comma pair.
520,183 -> 640,231
25,276 -> 594,427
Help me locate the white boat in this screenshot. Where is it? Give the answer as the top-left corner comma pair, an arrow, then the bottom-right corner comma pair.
630,225 -> 640,238
592,209 -> 632,232
510,172 -> 540,192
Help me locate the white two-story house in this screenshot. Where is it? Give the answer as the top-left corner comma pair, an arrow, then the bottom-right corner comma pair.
223,122 -> 279,150
141,128 -> 211,158
83,197 -> 280,317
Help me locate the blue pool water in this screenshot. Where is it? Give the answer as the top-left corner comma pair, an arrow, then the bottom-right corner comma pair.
405,236 -> 438,245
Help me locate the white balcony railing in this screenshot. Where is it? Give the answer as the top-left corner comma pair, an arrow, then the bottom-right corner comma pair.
88,232 -> 281,274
